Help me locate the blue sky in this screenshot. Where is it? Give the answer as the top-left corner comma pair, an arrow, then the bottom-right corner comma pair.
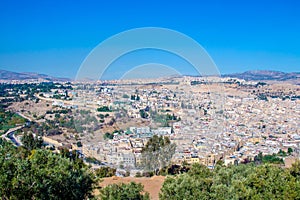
0,0 -> 299,79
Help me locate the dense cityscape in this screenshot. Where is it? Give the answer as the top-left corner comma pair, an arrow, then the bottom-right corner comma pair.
0,73 -> 299,199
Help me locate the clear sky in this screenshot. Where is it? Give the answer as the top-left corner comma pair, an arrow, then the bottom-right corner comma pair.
0,0 -> 299,79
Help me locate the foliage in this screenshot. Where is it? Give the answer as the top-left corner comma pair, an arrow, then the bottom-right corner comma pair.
85,156 -> 101,164
160,164 -> 190,175
290,160 -> 300,179
46,128 -> 62,136
257,94 -> 268,101
262,154 -> 284,164
0,82 -> 69,101
97,106 -> 111,112
95,166 -> 116,178
142,171 -> 154,177
130,94 -> 140,101
122,94 -> 129,98
77,141 -> 82,147
288,147 -> 293,154
165,113 -> 179,121
256,82 -> 267,87
135,172 -> 142,177
98,114 -> 105,119
160,163 -> 300,200
140,135 -> 176,172
104,132 -> 114,140
0,109 -> 27,134
74,109 -> 99,133
0,139 -> 95,199
21,132 -> 43,150
254,152 -> 284,164
99,182 -> 149,200
150,110 -> 180,126
278,149 -> 287,157
139,109 -> 149,119
142,135 -> 171,153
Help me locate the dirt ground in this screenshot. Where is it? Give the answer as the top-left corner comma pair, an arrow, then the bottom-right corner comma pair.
9,100 -> 53,118
99,176 -> 166,200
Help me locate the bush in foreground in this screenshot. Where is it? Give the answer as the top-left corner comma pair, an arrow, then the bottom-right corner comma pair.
160,163 -> 300,200
99,182 -> 150,200
0,139 -> 96,199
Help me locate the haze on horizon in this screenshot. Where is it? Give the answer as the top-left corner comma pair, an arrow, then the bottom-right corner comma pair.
0,0 -> 299,79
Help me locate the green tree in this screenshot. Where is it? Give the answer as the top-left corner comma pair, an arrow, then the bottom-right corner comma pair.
160,164 -> 212,200
140,135 -> 176,172
0,139 -> 96,199
97,106 -> 111,112
290,159 -> 300,179
77,141 -> 82,147
122,94 -> 129,98
139,109 -> 149,119
160,163 -> 300,200
288,147 -> 293,155
95,166 -> 116,178
278,149 -> 287,157
21,132 -> 43,150
244,164 -> 299,199
104,132 -> 114,140
99,182 -> 149,200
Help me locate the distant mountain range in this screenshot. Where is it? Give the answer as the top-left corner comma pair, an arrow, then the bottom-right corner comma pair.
222,70 -> 300,81
0,69 -> 299,82
0,70 -> 71,82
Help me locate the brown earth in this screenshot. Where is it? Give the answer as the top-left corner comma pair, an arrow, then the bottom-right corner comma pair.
98,176 -> 166,200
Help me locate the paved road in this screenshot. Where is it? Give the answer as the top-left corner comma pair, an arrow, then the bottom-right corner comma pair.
1,112 -> 32,146
1,125 -> 23,146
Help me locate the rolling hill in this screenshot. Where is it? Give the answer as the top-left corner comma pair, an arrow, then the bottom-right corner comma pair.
0,69 -> 71,82
222,70 -> 300,81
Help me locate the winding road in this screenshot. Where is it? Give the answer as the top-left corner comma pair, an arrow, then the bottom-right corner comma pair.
1,112 -> 32,146
1,125 -> 23,146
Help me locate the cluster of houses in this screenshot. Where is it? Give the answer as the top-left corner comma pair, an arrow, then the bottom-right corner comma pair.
40,77 -> 300,170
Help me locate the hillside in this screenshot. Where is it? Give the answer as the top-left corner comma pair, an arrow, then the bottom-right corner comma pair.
223,70 -> 300,81
0,69 -> 70,82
